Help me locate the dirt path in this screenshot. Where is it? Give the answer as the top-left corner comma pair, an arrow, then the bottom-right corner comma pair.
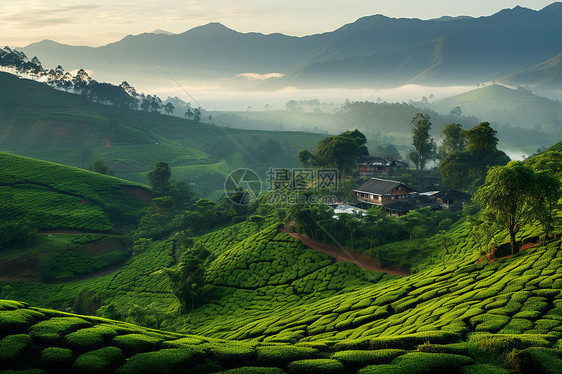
280,227 -> 410,277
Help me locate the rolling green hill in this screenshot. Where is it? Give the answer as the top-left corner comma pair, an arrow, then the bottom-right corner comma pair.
0,152 -> 150,282
2,225 -> 562,373
0,72 -> 325,196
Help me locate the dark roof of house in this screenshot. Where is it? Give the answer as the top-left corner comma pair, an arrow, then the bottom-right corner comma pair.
384,200 -> 417,213
354,178 -> 415,195
434,189 -> 470,200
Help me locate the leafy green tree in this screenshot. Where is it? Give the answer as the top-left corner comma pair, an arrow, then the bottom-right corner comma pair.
91,159 -> 113,175
163,243 -> 211,312
314,130 -> 369,180
438,122 -> 509,190
163,102 -> 175,115
475,161 -> 537,255
147,161 -> 171,197
408,113 -> 437,171
439,123 -> 467,157
463,122 -> 498,152
526,151 -> 562,178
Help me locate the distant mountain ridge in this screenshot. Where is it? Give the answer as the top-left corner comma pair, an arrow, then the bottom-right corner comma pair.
17,2 -> 562,89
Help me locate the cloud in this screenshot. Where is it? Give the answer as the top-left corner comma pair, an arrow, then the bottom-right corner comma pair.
0,4 -> 101,28
235,72 -> 285,80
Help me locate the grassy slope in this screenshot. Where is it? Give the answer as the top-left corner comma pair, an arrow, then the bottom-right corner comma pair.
2,234 -> 562,373
431,84 -> 562,133
0,152 -> 150,282
0,72 -> 324,195
0,151 -> 149,231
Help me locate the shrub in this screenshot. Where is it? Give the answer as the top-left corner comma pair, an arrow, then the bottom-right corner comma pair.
332,349 -> 405,368
417,342 -> 470,355
524,347 -> 562,374
378,352 -> 473,374
111,334 -> 163,356
40,347 -> 74,370
73,346 -> 124,374
209,343 -> 256,367
114,348 -> 206,374
287,359 -> 345,374
369,331 -> 461,350
256,346 -> 319,367
29,317 -> 92,345
0,309 -> 45,336
0,334 -> 33,362
64,328 -> 106,352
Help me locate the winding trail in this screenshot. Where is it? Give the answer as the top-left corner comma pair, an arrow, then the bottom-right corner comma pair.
279,227 -> 410,277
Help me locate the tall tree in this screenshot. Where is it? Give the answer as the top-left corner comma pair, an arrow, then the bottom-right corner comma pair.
439,123 -> 467,157
315,132 -> 368,180
163,102 -> 175,115
463,122 -> 498,152
147,161 -> 172,197
298,129 -> 368,183
408,113 -> 436,171
475,161 -> 536,255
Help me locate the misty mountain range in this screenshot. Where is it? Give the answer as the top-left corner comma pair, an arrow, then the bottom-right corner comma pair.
19,2 -> 562,90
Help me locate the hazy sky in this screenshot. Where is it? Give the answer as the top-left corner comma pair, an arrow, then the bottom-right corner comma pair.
1,1 -> 557,47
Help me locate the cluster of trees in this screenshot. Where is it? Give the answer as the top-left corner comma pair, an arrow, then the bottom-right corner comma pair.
438,122 -> 510,190
475,159 -> 561,254
298,129 -> 369,180
287,201 -> 461,269
0,47 -> 42,74
407,113 -> 510,191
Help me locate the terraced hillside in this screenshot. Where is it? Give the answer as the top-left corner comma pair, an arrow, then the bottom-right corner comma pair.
0,152 -> 150,282
1,288 -> 562,374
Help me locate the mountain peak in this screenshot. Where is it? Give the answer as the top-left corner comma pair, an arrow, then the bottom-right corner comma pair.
540,2 -> 562,12
182,22 -> 236,35
151,29 -> 173,35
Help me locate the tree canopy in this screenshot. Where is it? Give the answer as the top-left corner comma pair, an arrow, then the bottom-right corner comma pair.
408,113 -> 437,171
439,122 -> 509,190
475,161 -> 561,255
298,129 -> 369,180
147,161 -> 172,197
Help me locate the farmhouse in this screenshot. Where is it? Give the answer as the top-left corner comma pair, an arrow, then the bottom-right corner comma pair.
354,178 -> 415,206
357,156 -> 408,177
433,189 -> 469,210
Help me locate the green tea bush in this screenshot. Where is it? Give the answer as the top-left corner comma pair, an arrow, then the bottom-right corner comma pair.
114,347 -> 206,374
287,359 -> 345,374
73,346 -> 124,374
392,352 -> 473,373
331,349 -> 405,368
0,309 -> 45,336
64,328 -> 106,352
369,331 -> 461,350
208,343 -> 256,367
256,346 -> 319,367
0,334 -> 33,362
111,334 -> 163,356
40,347 -> 74,371
29,317 -> 91,345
